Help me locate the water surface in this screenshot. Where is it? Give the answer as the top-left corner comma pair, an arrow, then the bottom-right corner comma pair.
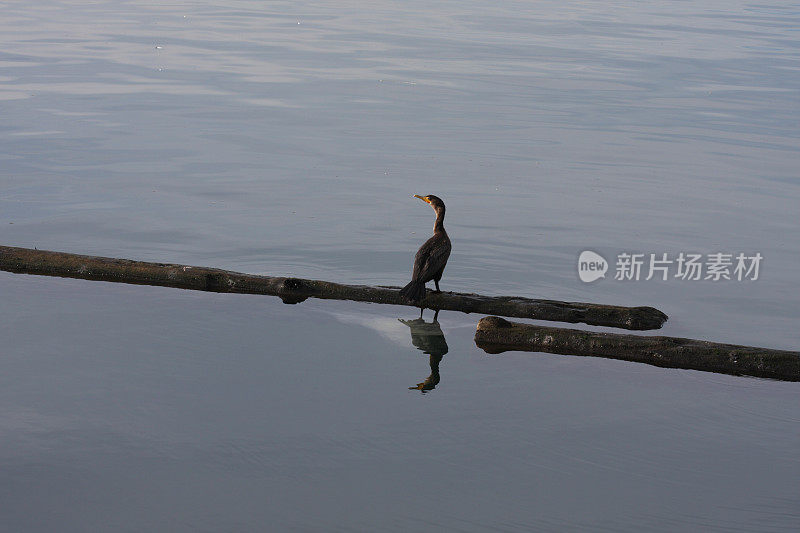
1,1 -> 798,530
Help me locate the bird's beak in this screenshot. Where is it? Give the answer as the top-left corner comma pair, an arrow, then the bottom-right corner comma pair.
413,194 -> 431,204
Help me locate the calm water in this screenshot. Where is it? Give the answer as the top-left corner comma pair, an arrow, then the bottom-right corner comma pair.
1,1 -> 799,531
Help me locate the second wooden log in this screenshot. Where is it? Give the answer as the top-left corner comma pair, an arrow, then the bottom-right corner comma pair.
475,316 -> 799,381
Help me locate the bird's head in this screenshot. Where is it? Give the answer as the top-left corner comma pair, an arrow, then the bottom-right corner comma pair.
413,194 -> 445,211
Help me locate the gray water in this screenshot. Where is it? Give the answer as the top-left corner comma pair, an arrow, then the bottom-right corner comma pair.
1,1 -> 799,531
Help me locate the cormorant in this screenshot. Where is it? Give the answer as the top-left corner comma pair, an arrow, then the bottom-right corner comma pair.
399,194 -> 451,303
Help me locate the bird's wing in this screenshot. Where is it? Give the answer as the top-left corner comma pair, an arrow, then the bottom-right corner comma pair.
412,237 -> 451,282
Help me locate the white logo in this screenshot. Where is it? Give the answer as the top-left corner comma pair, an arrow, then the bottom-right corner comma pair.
578,250 -> 608,282
576,251 -> 762,282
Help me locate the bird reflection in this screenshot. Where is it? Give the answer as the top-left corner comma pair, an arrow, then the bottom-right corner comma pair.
398,310 -> 448,393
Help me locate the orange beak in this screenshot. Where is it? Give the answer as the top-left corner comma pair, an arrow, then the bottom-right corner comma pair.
413,194 -> 431,204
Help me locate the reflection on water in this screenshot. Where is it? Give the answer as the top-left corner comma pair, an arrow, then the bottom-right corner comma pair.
399,310 -> 448,393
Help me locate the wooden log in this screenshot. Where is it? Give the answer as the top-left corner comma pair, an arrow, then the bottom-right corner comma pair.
475,316 -> 800,381
0,245 -> 668,330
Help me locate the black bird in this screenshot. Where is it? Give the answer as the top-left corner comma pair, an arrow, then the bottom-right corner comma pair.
399,195 -> 451,303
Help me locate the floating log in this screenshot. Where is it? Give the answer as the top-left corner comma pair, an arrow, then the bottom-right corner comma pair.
475,316 -> 799,381
0,245 -> 667,330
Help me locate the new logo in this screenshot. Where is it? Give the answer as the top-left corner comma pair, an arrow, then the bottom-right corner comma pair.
578,250 -> 608,283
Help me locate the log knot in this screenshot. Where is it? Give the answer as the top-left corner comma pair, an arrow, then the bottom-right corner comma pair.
280,277 -> 310,304
283,278 -> 303,291
204,273 -> 228,292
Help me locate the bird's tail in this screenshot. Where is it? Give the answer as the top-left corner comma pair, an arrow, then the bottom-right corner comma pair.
399,280 -> 426,303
